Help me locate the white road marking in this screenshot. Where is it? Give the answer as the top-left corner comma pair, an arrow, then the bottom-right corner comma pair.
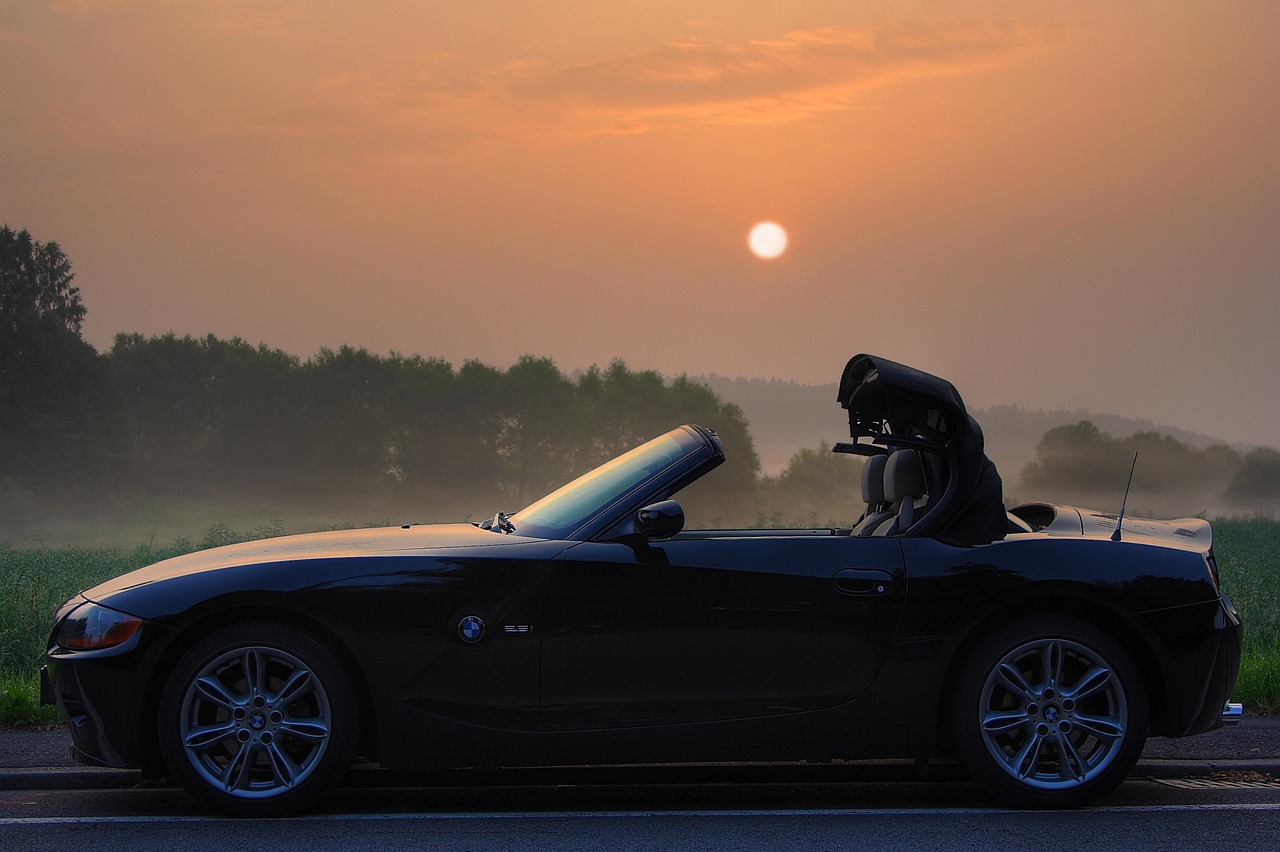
4,803 -> 1280,825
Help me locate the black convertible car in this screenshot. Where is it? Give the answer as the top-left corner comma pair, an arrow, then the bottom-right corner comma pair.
42,354 -> 1241,816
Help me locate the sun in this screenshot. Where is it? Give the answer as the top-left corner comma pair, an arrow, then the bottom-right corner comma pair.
748,221 -> 788,259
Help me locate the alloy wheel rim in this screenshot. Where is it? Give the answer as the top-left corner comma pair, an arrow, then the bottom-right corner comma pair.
978,637 -> 1128,789
178,645 -> 332,799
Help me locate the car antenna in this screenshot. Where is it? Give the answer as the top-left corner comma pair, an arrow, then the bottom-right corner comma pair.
1111,452 -> 1139,542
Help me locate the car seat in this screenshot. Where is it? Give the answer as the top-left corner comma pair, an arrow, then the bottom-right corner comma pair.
879,448 -> 927,535
851,454 -> 895,536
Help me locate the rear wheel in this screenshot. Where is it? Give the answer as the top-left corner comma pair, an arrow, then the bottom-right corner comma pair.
158,623 -> 358,817
950,616 -> 1148,808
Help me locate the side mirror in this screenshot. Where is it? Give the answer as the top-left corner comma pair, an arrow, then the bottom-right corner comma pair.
637,500 -> 684,540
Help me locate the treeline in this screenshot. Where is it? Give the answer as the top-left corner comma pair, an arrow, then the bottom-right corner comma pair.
5,331 -> 762,513
1,225 -> 765,528
1020,420 -> 1280,506
108,335 -> 761,507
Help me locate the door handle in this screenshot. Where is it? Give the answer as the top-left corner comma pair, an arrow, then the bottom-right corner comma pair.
833,568 -> 894,596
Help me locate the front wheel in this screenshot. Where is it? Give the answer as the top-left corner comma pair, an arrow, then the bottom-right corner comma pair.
950,616 -> 1148,809
157,623 -> 359,817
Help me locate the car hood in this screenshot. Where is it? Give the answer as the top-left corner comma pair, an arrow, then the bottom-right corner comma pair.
83,523 -> 538,600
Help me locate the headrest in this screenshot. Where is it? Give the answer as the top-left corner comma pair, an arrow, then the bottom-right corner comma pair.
884,449 -> 925,502
861,454 -> 887,504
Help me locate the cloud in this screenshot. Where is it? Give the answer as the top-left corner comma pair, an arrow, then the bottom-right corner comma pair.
277,18 -> 1052,161
505,19 -> 1049,127
34,16 -> 1051,169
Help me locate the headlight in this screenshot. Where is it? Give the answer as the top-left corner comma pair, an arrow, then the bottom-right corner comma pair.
55,601 -> 143,651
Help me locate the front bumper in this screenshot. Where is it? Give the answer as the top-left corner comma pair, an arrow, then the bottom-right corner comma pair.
40,666 -> 118,769
43,656 -> 135,768
42,618 -> 167,770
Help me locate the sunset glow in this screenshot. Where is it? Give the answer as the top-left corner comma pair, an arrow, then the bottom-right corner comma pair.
1,2 -> 1277,447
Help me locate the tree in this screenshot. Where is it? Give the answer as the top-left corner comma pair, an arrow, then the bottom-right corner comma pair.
0,226 -> 85,348
1225,447 -> 1280,504
0,226 -> 120,488
751,442 -> 864,528
496,356 -> 578,503
106,333 -> 303,492
381,353 -> 465,494
296,346 -> 398,493
1019,419 -> 1243,507
1019,421 -> 1127,491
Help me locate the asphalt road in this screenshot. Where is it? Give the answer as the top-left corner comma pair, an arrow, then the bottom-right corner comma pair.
3,775 -> 1280,851
1,719 -> 1277,850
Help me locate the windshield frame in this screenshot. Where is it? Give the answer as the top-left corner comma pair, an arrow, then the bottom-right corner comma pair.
508,425 -> 719,541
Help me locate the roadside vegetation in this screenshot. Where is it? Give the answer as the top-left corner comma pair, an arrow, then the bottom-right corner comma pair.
1212,515 -> 1280,714
3,514 -> 1277,728
0,524 -> 291,728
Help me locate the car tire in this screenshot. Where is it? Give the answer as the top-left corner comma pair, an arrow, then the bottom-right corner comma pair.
949,616 -> 1149,809
157,622 -> 358,817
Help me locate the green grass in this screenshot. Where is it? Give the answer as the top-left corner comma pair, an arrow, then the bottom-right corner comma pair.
3,515 -> 1279,727
0,671 -> 59,729
0,523 -> 291,677
1236,645 -> 1280,715
0,522 -> 295,727
1212,515 -> 1280,713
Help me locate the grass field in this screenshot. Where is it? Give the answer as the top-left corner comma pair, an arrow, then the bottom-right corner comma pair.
1207,515 -> 1280,714
2,515 -> 1278,729
0,522 -> 295,728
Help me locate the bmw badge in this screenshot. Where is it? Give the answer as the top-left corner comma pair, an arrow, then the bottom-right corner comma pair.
458,615 -> 485,643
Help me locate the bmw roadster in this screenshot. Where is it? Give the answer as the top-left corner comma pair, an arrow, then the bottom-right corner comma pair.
42,354 -> 1242,816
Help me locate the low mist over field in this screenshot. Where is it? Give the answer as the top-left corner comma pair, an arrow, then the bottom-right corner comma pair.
700,376 -> 1274,519
1,314 -> 1274,548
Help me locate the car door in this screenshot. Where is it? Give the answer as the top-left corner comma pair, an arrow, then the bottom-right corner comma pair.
319,550 -> 551,733
539,534 -> 905,730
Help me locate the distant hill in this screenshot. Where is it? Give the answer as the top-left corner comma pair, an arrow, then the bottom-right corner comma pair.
692,375 -> 1243,481
972,404 -> 1235,455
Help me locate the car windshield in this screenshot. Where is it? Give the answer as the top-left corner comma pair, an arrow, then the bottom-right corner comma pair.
509,427 -> 704,539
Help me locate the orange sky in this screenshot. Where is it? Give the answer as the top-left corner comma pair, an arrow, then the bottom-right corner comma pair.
3,1 -> 1278,446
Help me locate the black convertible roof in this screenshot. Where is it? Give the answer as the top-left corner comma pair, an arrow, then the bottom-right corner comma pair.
837,354 -> 1007,545
838,354 -> 966,434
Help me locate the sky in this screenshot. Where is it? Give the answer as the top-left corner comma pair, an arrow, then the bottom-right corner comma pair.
3,1 -> 1278,447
